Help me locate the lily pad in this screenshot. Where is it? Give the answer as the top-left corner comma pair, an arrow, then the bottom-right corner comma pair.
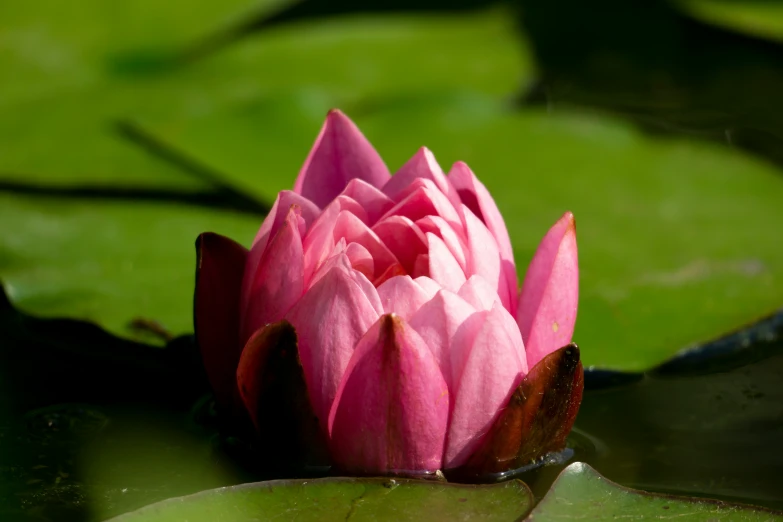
678,0 -> 783,42
0,193 -> 259,342
105,477 -> 533,522
528,462 -> 783,521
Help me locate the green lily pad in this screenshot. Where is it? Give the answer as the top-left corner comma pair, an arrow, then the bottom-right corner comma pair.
678,0 -> 783,42
0,193 -> 259,342
105,477 -> 533,522
528,462 -> 783,521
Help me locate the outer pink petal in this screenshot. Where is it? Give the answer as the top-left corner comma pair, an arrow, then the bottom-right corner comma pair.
376,275 -> 431,320
294,110 -> 390,208
379,178 -> 462,233
445,302 -> 527,468
194,233 -> 248,413
328,314 -> 449,474
426,232 -> 467,292
286,263 -> 380,429
458,275 -> 499,311
241,192 -> 319,314
449,162 -> 518,308
416,215 -> 468,273
409,290 -> 477,391
240,206 -> 306,345
462,205 -> 512,311
340,178 -> 395,226
382,147 -> 461,208
516,212 -> 579,370
372,216 -> 428,275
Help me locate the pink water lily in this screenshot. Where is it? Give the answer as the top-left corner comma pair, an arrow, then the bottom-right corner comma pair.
195,110 -> 582,477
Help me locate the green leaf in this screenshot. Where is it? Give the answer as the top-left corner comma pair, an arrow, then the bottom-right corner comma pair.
105,477 -> 533,522
528,462 -> 783,521
0,193 -> 259,342
677,0 -> 783,42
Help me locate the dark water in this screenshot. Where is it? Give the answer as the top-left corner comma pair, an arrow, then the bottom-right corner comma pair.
2,284 -> 783,520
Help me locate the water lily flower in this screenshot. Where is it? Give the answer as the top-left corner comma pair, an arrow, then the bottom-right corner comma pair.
195,110 -> 583,478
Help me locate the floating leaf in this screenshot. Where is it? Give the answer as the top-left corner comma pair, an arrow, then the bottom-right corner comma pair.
105,477 -> 533,522
527,462 -> 783,521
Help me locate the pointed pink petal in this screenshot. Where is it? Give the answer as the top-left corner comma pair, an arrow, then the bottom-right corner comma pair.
333,210 -> 400,280
416,215 -> 468,273
379,178 -> 462,233
376,275 -> 431,319
286,263 -> 380,429
414,276 -> 442,298
311,248 -> 385,316
344,242 -> 374,280
458,275 -> 499,311
240,206 -> 306,344
426,232 -> 467,292
301,196 -> 367,285
409,290 -> 477,390
462,205 -> 512,312
341,178 -> 395,225
372,216 -> 428,275
294,110 -> 390,207
449,162 -> 518,308
517,212 -> 579,369
382,147 -> 462,208
445,302 -> 527,468
194,233 -> 248,412
241,192 -> 319,314
328,314 -> 449,474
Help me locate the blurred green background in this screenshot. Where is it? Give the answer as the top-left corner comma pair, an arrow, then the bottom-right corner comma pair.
3,1 -> 783,520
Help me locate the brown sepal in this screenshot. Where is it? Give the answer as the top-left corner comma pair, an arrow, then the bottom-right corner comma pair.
194,232 -> 248,417
447,343 -> 583,480
236,320 -> 329,467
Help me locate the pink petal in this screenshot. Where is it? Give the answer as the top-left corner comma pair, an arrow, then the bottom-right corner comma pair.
382,147 -> 462,208
376,275 -> 431,319
414,276 -> 442,298
302,196 -> 367,285
426,232 -> 467,292
517,212 -> 579,369
194,233 -> 248,412
379,178 -> 462,233
332,210 -> 400,280
312,248 -> 385,316
340,178 -> 395,226
458,275 -> 498,311
240,206 -> 306,345
344,242 -> 374,280
286,263 -> 380,429
241,192 -> 319,314
294,109 -> 390,208
445,302 -> 527,468
372,216 -> 428,275
328,314 -> 449,474
409,290 -> 477,390
416,215 -> 468,273
462,205 -> 512,312
449,162 -> 518,308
